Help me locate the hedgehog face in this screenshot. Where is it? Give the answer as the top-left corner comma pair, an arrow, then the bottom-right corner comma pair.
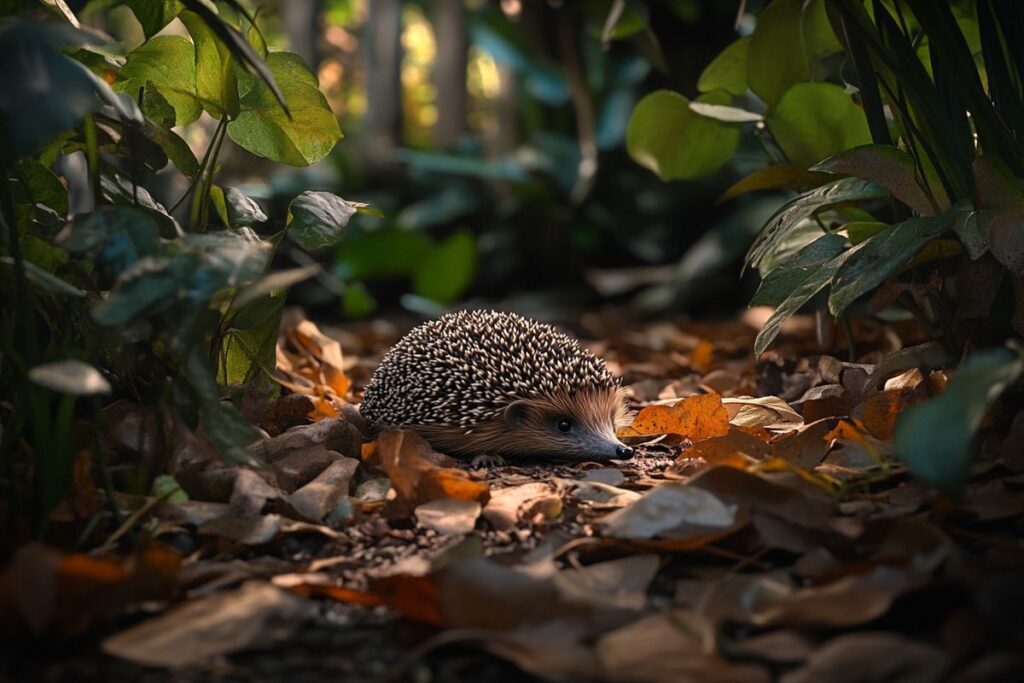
502,388 -> 634,461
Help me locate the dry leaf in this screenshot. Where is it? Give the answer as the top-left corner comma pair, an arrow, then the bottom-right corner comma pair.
619,393 -> 730,441
415,498 -> 482,535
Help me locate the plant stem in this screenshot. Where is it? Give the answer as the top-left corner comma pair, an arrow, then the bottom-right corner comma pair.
190,118 -> 229,232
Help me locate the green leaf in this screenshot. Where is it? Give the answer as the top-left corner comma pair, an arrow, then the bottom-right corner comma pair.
828,209 -> 961,317
413,231 -> 476,304
342,281 -> 377,318
228,52 -> 341,166
334,229 -> 433,280
718,164 -> 834,203
151,474 -> 188,503
287,190 -> 360,251
813,144 -> 938,215
139,82 -> 177,128
802,0 -> 843,62
28,360 -> 110,396
232,264 -> 320,310
753,247 -> 855,357
186,352 -> 261,466
748,0 -> 808,108
220,291 -> 283,385
123,0 -> 184,39
697,37 -> 749,96
750,233 -> 846,307
13,157 -> 68,217
101,173 -> 182,238
223,187 -> 268,227
746,177 -> 888,272
627,90 -> 739,181
894,347 -> 1023,494
767,82 -> 871,168
117,35 -> 202,126
688,101 -> 762,123
180,10 -> 239,119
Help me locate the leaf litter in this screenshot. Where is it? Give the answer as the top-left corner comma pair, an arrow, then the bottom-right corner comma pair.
5,312 -> 1024,682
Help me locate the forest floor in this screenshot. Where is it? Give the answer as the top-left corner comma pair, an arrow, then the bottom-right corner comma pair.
3,307 -> 1024,682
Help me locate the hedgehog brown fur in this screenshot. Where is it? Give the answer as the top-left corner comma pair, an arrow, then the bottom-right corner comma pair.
359,310 -> 634,462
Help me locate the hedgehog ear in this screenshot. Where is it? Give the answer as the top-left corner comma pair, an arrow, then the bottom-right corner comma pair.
504,401 -> 530,428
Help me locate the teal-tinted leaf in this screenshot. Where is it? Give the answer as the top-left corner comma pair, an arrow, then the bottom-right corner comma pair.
28,360 -> 110,395
123,0 -> 184,39
228,51 -> 340,166
58,206 -> 161,270
753,247 -> 856,357
750,232 -> 847,307
224,187 -> 268,227
186,352 -> 261,466
894,347 -> 1023,494
413,231 -> 476,304
180,10 -> 239,119
767,82 -> 871,168
101,173 -> 182,238
287,190 -> 360,251
0,256 -> 85,298
748,0 -> 808,108
627,90 -> 739,181
0,20 -> 103,156
828,209 -> 961,316
117,35 -> 202,126
232,264 -> 320,310
746,177 -> 888,272
813,144 -> 938,215
468,11 -> 568,105
697,37 -> 749,96
689,101 -> 762,123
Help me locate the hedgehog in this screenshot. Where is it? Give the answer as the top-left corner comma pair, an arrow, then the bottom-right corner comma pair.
359,309 -> 634,464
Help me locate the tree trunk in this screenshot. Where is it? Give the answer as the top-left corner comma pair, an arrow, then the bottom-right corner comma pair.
363,0 -> 404,168
432,0 -> 468,149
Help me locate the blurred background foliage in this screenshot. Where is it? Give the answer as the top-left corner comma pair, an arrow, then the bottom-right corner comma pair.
82,0 -> 773,320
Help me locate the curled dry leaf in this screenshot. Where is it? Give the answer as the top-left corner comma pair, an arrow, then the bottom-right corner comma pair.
102,581 -> 314,667
274,319 -> 353,417
482,482 -> 563,531
724,395 -> 803,429
597,483 -> 742,548
779,632 -> 947,683
415,498 -> 482,535
619,392 -> 730,441
377,430 -> 490,511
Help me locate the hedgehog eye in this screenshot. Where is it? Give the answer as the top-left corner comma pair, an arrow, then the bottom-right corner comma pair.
556,418 -> 573,433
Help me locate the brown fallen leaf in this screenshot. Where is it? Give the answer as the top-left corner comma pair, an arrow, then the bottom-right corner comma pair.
482,482 -> 563,531
619,392 -> 730,441
596,610 -> 770,683
102,581 -> 313,667
415,498 -> 482,535
779,632 -> 947,683
376,430 -> 490,512
724,396 -> 803,430
1,543 -> 181,636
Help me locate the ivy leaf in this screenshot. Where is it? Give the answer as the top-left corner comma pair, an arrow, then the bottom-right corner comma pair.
228,52 -> 341,166
287,191 -> 362,251
627,90 -> 739,181
767,83 -> 872,168
180,10 -> 239,120
117,35 -> 202,127
895,347 -> 1023,494
697,37 -> 749,96
122,0 -> 184,39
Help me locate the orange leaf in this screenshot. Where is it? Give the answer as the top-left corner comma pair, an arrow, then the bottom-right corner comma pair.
377,431 -> 490,510
690,340 -> 714,373
619,393 -> 730,442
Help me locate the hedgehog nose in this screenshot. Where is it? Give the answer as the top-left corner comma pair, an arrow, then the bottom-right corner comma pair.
615,445 -> 635,460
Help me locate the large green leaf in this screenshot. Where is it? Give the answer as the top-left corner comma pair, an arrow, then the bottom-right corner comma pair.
220,291 -> 283,385
413,231 -> 476,304
767,83 -> 871,168
746,177 -> 888,273
626,90 -> 739,181
718,164 -> 834,203
813,144 -> 939,215
180,10 -> 239,120
334,229 -> 434,280
894,347 -> 1023,494
748,0 -> 807,108
750,233 -> 847,307
697,37 -> 749,96
228,52 -> 341,166
828,209 -> 960,317
287,191 -> 361,251
117,35 -> 202,126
